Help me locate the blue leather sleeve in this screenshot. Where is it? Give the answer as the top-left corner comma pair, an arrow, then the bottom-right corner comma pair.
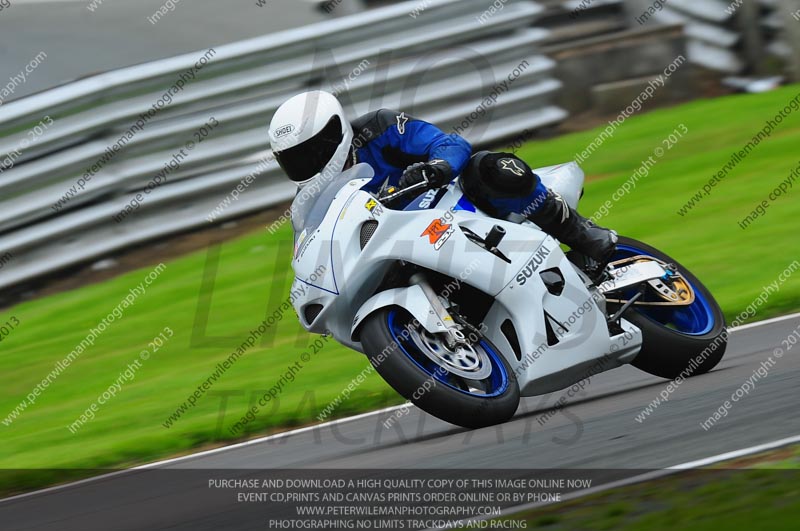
393,119 -> 472,177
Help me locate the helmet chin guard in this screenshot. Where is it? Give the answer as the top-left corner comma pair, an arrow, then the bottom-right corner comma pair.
269,90 -> 353,185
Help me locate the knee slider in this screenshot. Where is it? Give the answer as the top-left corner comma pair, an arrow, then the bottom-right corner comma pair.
460,151 -> 538,216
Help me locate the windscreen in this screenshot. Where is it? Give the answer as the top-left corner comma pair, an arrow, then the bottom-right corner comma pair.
291,163 -> 375,242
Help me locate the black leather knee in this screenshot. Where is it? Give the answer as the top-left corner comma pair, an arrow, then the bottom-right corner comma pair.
460,151 -> 537,216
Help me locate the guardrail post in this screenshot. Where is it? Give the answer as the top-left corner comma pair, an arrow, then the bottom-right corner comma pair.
779,0 -> 800,82
737,1 -> 766,75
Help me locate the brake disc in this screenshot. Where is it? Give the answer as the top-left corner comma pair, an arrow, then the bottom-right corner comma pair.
409,327 -> 493,380
606,255 -> 695,306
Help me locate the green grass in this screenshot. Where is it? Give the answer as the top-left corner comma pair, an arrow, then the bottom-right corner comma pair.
486,446 -> 800,531
0,228 -> 399,491
1,85 -> 800,491
516,85 -> 800,320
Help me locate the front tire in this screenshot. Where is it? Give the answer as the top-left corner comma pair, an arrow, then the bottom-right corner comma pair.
610,236 -> 728,379
360,307 -> 520,429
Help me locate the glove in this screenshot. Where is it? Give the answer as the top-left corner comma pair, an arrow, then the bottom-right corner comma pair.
398,159 -> 452,189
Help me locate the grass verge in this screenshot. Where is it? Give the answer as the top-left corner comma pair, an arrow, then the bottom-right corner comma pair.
1,85 -> 799,492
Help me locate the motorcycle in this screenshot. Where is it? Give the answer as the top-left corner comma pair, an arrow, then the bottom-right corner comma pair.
290,162 -> 727,428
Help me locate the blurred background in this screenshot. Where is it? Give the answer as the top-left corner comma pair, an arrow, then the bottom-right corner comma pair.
0,0 -> 799,527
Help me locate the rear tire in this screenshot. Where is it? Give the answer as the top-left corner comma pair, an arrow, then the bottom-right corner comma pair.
610,237 -> 727,380
360,307 -> 520,429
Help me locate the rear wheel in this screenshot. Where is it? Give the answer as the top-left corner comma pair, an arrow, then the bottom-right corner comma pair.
360,307 -> 520,429
608,236 -> 727,379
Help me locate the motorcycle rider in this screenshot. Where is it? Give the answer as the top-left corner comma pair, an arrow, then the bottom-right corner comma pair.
268,90 -> 617,273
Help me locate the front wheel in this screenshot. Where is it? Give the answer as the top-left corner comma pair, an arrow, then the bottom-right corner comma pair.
359,308 -> 520,429
608,236 -> 728,379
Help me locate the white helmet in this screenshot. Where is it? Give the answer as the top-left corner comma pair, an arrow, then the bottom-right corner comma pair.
269,90 -> 353,185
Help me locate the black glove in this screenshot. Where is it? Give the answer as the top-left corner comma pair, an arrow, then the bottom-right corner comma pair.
398,159 -> 452,189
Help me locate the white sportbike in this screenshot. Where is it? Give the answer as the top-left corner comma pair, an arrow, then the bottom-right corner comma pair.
291,162 -> 727,428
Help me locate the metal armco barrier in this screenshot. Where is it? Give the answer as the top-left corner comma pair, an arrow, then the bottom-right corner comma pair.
0,0 -> 566,292
623,0 -> 795,75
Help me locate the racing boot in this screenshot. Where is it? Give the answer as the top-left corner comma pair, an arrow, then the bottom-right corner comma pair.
527,190 -> 617,281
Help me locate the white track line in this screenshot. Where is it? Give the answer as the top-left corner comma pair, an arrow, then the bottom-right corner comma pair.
3,312 -> 799,505
668,433 -> 800,470
0,404 -> 409,504
134,403 -> 410,469
442,432 -> 800,530
730,311 -> 800,332
133,311 -> 798,470
133,311 -> 799,470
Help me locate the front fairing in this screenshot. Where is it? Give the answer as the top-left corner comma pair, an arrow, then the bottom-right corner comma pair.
290,164 -> 382,347
289,165 -> 632,390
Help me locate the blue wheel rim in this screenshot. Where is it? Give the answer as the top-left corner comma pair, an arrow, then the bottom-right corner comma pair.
387,309 -> 509,397
614,244 -> 715,336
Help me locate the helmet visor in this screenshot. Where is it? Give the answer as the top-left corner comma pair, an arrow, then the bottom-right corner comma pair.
274,115 -> 345,183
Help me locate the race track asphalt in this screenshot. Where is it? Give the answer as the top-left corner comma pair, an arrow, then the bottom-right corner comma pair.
2,315 -> 798,529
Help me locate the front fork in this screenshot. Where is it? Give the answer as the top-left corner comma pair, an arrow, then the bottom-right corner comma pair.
408,272 -> 467,349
